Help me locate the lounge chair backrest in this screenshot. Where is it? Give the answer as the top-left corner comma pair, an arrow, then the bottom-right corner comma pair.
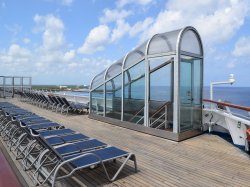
41,94 -> 49,102
51,96 -> 60,105
48,95 -> 57,104
56,96 -> 65,105
61,97 -> 71,107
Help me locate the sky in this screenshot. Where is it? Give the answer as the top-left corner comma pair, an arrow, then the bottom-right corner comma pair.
0,0 -> 250,86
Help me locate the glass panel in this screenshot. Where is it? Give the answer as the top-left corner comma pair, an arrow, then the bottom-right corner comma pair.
149,56 -> 173,130
14,77 -> 21,86
180,30 -> 201,55
91,85 -> 104,115
13,77 -> 22,92
148,29 -> 181,55
124,41 -> 146,69
23,77 -> 31,91
4,77 -> 13,97
0,77 -> 3,97
193,60 -> 201,105
123,60 -> 145,124
180,56 -> 202,132
106,59 -> 123,80
105,74 -> 122,120
192,58 -> 202,130
91,70 -> 105,89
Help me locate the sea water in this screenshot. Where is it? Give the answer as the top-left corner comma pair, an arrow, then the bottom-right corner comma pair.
62,86 -> 250,106
204,87 -> 250,107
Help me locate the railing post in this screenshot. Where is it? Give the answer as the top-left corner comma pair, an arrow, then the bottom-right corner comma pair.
225,106 -> 231,114
12,77 -> 14,98
165,105 -> 168,129
29,77 -> 32,92
21,77 -> 24,92
3,77 -> 5,98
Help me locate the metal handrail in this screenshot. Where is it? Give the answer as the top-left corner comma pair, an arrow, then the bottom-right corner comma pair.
136,116 -> 144,124
203,99 -> 250,112
155,120 -> 166,129
149,102 -> 170,128
129,106 -> 144,122
150,113 -> 165,127
150,101 -> 170,119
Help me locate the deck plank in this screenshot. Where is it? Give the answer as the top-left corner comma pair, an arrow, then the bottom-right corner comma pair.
2,98 -> 250,187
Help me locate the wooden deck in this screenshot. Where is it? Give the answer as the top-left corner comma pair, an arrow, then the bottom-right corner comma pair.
2,98 -> 250,187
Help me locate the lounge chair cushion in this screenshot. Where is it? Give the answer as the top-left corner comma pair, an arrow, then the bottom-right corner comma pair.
56,139 -> 106,156
39,128 -> 75,137
66,147 -> 128,168
46,133 -> 88,146
29,123 -> 61,130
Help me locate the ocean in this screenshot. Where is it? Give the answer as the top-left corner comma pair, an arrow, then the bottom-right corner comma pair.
203,86 -> 250,107
61,86 -> 250,106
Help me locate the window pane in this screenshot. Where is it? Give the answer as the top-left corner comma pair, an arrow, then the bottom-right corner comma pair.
148,29 -> 180,55
149,56 -> 173,130
123,60 -> 145,124
179,56 -> 202,132
91,70 -> 105,89
91,85 -> 104,115
105,74 -> 122,120
180,30 -> 201,55
124,42 -> 146,69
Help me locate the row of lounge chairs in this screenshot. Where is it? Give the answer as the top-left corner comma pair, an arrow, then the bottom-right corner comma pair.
17,91 -> 89,115
0,102 -> 137,187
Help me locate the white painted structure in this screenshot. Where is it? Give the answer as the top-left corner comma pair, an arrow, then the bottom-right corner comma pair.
203,100 -> 250,151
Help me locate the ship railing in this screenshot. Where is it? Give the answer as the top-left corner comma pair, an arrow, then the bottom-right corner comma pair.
203,99 -> 250,120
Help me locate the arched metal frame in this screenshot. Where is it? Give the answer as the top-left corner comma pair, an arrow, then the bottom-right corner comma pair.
175,26 -> 204,133
90,26 -> 203,134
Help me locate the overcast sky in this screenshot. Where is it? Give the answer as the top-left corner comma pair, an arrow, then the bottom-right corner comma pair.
0,0 -> 250,86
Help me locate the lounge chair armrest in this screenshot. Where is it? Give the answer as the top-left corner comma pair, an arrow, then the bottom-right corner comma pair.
30,128 -> 40,137
52,152 -> 104,187
20,122 -> 27,128
63,152 -> 103,165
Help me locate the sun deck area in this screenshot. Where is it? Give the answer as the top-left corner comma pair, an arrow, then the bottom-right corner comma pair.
1,98 -> 250,187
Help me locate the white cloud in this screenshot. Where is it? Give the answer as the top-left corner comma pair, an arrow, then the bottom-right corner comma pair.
100,9 -> 132,23
4,24 -> 22,36
227,61 -> 236,68
61,0 -> 73,6
78,25 -> 110,54
129,17 -> 153,37
84,0 -> 250,55
232,37 -> 250,57
140,0 -> 250,46
63,49 -> 75,61
23,38 -> 30,44
117,0 -> 153,7
34,14 -> 65,50
111,20 -> 130,42
0,44 -> 32,69
8,44 -> 31,57
0,13 -> 115,84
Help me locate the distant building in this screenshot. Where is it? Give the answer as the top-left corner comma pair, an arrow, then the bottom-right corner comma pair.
59,85 -> 67,89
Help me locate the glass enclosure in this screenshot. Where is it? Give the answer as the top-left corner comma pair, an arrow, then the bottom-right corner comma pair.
0,76 -> 32,98
90,26 -> 203,138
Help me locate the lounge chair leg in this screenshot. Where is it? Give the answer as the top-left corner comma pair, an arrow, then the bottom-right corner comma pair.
109,153 -> 137,181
